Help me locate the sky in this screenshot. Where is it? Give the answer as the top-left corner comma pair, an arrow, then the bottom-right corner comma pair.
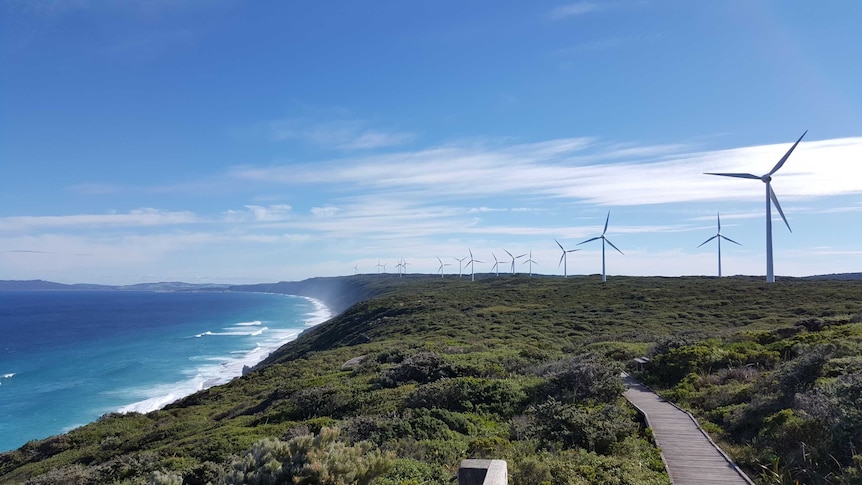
2,1 -> 862,285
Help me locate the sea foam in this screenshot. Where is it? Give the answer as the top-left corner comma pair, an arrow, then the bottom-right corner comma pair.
117,296 -> 328,414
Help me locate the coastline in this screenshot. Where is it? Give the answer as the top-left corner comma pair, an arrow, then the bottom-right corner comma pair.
116,294 -> 332,414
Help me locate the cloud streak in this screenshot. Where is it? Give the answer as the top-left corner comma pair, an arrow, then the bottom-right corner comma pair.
230,136 -> 862,206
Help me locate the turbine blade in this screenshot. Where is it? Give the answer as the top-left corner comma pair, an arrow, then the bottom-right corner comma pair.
768,130 -> 807,176
697,235 -> 718,248
769,186 -> 792,232
704,172 -> 761,180
566,249 -> 580,253
717,212 -> 721,232
602,211 -> 610,235
720,235 -> 742,246
558,253 -> 565,267
504,248 -> 513,258
605,238 -> 624,255
578,236 -> 601,245
555,239 -> 564,251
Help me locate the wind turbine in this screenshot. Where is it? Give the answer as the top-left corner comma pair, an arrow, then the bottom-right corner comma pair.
577,211 -> 623,283
397,258 -> 409,277
698,212 -> 741,277
453,256 -> 467,278
705,131 -> 806,283
522,250 -> 538,277
437,257 -> 451,278
504,248 -> 526,275
491,253 -> 501,277
376,261 -> 384,274
464,249 -> 483,282
353,264 -> 359,275
554,239 -> 580,278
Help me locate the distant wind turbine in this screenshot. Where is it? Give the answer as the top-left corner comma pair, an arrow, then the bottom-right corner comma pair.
504,248 -> 526,275
705,131 -> 806,283
554,239 -> 580,278
376,261 -> 384,274
698,212 -> 741,277
577,211 -> 624,283
491,253 -> 501,277
523,250 -> 538,277
397,258 -> 409,277
437,257 -> 451,278
453,256 -> 467,278
353,264 -> 359,275
464,249 -> 483,282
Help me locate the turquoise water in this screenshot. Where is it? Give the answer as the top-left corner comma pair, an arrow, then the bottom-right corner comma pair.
0,290 -> 329,452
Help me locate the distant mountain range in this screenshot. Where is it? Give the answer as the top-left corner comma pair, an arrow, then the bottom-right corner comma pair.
0,279 -> 231,291
2,272 -> 860,294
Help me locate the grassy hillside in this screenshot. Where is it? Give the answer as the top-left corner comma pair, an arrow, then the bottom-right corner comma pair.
2,275 -> 861,484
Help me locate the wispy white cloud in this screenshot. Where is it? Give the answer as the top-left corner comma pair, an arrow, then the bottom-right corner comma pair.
230,136 -> 862,207
0,208 -> 199,231
548,2 -> 603,20
268,119 -> 415,150
223,204 -> 292,223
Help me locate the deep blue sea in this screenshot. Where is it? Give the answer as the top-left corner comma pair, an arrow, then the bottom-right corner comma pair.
0,290 -> 329,452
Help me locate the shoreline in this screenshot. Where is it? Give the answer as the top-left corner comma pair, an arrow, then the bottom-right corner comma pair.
116,294 -> 332,415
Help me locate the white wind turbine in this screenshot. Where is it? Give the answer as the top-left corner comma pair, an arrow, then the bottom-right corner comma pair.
577,211 -> 623,283
353,264 -> 359,275
705,131 -> 806,283
397,258 -> 409,277
464,249 -> 483,282
437,257 -> 451,278
522,250 -> 538,277
698,213 -> 741,278
554,239 -> 580,278
376,261 -> 384,274
491,253 -> 501,277
504,248 -> 526,275
453,256 -> 467,278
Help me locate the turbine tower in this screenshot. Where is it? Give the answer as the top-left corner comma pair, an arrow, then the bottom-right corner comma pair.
554,239 -> 579,278
698,212 -> 742,277
376,260 -> 384,274
705,131 -> 806,283
504,248 -> 526,275
437,257 -> 451,278
577,211 -> 624,283
523,250 -> 538,277
464,249 -> 483,282
453,256 -> 467,278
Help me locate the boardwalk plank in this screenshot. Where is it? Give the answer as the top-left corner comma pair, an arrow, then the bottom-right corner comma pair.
622,374 -> 753,485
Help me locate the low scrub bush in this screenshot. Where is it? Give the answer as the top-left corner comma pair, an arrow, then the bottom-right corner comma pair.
226,427 -> 394,485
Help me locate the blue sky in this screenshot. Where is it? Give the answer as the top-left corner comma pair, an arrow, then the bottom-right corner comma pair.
2,1 -> 861,284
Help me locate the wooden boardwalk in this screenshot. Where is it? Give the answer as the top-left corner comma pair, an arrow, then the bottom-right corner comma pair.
622,374 -> 754,485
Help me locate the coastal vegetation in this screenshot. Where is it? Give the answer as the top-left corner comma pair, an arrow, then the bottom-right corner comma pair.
1,275 -> 861,484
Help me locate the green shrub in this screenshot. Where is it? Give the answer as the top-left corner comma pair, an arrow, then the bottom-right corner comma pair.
226,427 -> 394,485
380,351 -> 453,388
539,355 -> 624,404
149,470 -> 183,485
370,458 -> 450,485
529,398 -> 638,454
405,377 -> 526,417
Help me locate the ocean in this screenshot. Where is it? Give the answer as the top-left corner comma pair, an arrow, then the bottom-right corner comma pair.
0,290 -> 329,453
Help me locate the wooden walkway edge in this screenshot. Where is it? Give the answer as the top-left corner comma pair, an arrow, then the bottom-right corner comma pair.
622,373 -> 755,485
